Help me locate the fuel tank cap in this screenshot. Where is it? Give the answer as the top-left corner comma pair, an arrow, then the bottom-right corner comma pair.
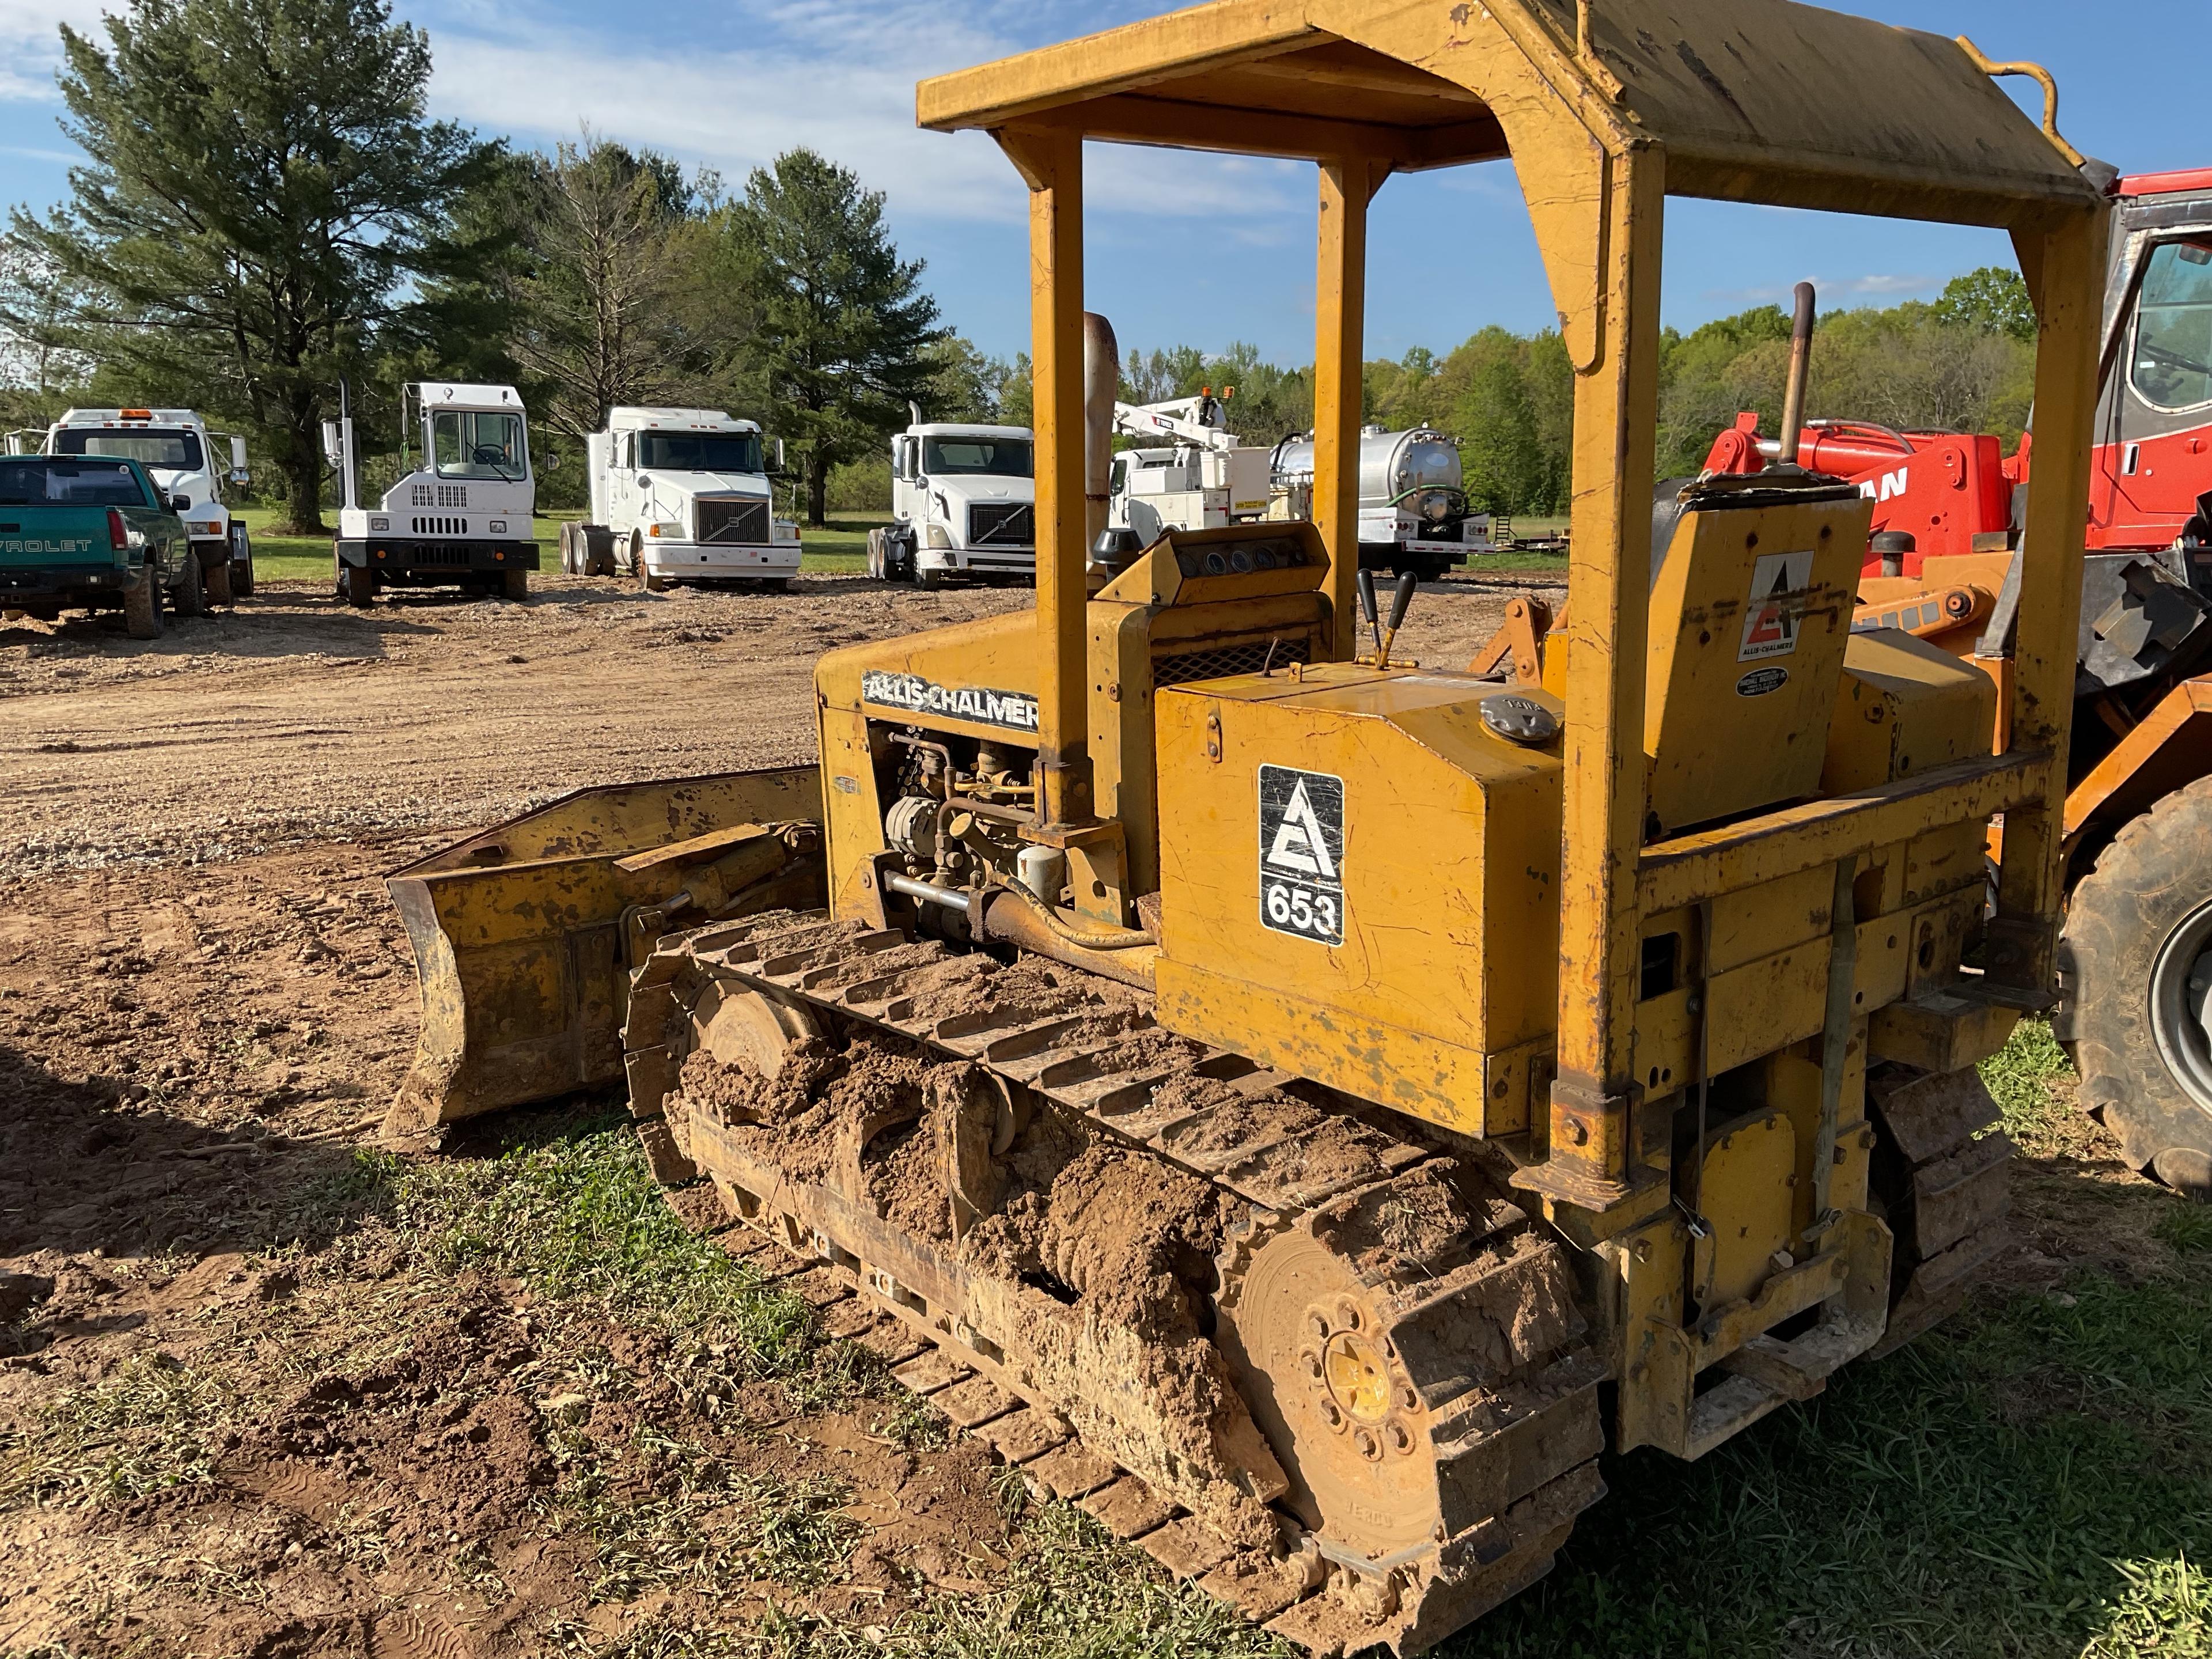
1480,693 -> 1560,747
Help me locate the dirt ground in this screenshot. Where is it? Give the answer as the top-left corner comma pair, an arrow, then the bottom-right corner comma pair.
2,569 -> 2183,1658
0,571 -> 1545,888
0,569 -> 1554,1658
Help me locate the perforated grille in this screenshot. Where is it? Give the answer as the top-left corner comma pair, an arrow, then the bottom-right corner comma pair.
1152,634 -> 1310,688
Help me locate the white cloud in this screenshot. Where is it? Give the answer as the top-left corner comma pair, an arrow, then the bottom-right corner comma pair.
1701,271 -> 1941,306
0,0 -> 113,100
421,0 -> 1304,227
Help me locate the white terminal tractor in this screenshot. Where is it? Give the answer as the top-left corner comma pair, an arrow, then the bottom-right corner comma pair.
577,407 -> 799,591
13,408 -> 255,603
329,381 -> 537,606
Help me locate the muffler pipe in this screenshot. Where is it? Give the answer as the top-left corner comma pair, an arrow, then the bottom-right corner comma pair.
1775,282 -> 1816,467
1083,312 -> 1119,556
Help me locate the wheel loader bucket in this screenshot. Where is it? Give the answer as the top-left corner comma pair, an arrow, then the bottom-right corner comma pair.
386,768 -> 825,1130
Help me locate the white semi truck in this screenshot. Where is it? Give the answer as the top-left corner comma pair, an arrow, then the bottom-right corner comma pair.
13,408 -> 255,607
574,407 -> 799,591
867,411 -> 1035,585
328,382 -> 537,606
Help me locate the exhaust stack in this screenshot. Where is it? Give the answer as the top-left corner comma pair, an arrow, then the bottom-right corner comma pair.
1082,312 -> 1118,555
1775,282 -> 1816,467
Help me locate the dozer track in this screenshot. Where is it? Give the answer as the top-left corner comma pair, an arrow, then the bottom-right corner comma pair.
622,911 -> 1607,1655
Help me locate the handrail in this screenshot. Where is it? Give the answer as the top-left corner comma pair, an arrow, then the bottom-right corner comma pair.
1638,751 -> 2048,912
1955,38 -> 2087,171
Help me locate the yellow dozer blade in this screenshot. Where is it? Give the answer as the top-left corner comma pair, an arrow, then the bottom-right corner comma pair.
386,769 -> 826,1131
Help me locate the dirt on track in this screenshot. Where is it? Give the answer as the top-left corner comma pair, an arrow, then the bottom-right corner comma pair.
0,567 -> 1549,1657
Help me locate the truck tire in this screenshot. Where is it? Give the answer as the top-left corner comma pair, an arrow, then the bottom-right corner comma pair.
502,567 -> 529,602
170,546 -> 205,618
575,525 -> 614,576
230,527 -> 255,597
634,536 -> 667,593
2058,776 -> 2212,1194
123,566 -> 164,639
338,562 -> 377,608
203,547 -> 234,608
558,522 -> 577,574
865,527 -> 885,580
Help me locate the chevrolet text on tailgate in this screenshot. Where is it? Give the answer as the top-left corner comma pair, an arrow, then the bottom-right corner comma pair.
0,454 -> 190,639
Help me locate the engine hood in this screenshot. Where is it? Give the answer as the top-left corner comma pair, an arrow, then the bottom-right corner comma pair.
927,474 -> 1034,507
643,469 -> 770,499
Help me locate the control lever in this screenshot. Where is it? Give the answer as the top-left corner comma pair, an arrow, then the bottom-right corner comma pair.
1377,571 -> 1418,667
1356,566 -> 1382,660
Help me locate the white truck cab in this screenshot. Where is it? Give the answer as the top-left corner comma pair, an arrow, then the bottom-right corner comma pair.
580,408 -> 798,590
330,382 -> 537,605
870,416 -> 1035,585
27,408 -> 254,604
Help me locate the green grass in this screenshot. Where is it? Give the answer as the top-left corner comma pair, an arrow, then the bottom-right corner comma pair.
0,1350 -> 233,1511
234,505 -> 884,585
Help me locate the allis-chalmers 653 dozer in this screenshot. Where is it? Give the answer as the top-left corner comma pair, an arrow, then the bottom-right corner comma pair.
387,1 -> 2110,1650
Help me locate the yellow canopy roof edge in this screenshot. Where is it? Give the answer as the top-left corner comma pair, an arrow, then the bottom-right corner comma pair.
915,0 -> 2104,229
915,0 -> 1317,134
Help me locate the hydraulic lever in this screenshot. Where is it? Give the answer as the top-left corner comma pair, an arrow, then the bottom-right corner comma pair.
1379,570 -> 1418,667
1356,566 -> 1382,660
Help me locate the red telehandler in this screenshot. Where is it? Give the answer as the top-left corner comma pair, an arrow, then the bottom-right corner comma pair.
1700,166 -> 2212,1192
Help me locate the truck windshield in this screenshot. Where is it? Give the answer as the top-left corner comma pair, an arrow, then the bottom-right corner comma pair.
431,410 -> 527,480
923,437 -> 1032,478
2133,241 -> 2212,412
0,458 -> 148,506
637,431 -> 764,473
54,429 -> 204,471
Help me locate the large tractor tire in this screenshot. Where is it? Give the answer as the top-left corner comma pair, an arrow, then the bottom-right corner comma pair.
502,567 -> 529,603
338,561 -> 377,608
122,566 -> 164,639
2058,777 -> 2212,1194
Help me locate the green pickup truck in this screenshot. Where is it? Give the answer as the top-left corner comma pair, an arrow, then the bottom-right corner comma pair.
0,456 -> 192,638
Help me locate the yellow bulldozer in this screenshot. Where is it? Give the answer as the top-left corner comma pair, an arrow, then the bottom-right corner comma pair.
384,1 -> 2111,1650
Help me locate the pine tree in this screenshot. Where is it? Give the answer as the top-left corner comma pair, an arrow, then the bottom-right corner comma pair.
722,150 -> 945,525
3,0 -> 498,532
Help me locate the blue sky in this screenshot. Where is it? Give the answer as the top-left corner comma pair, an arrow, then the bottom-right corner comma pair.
0,0 -> 2203,368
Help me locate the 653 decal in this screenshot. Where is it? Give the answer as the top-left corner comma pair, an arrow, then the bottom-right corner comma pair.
1257,764 -> 1344,946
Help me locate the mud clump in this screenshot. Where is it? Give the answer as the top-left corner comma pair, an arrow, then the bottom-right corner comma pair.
670,1029 -> 967,1242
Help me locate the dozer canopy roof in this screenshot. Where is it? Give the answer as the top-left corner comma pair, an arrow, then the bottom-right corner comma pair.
918,0 -> 2103,228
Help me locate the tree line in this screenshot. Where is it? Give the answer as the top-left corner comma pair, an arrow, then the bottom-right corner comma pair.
0,0 -> 2043,537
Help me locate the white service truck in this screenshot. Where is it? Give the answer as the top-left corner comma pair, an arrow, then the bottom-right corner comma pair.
1267,425 -> 1492,581
574,407 -> 799,591
14,408 -> 255,607
327,382 -> 537,605
868,412 -> 1035,586
1089,391 -> 1273,583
